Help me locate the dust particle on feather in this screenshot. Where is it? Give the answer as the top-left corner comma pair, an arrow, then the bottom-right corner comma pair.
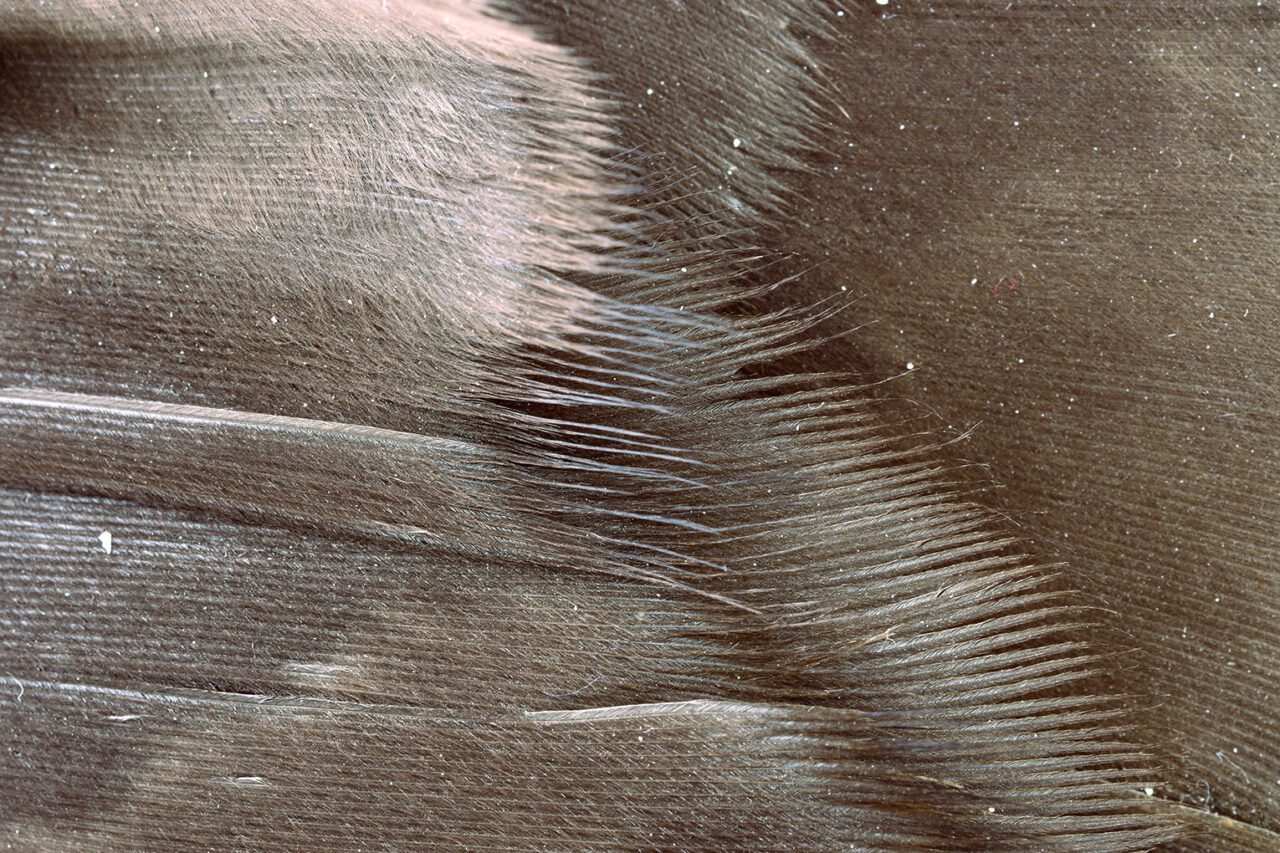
98,530 -> 113,554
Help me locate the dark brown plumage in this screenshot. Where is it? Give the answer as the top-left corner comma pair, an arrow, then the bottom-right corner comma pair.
1,1 -> 1274,850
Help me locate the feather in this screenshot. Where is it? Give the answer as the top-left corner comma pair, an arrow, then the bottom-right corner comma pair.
4,0 -> 1270,850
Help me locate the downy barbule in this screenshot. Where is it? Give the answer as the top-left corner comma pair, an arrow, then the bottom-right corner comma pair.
1,1 -> 1276,851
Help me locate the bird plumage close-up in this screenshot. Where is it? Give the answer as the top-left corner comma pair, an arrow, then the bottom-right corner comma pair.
1,1 -> 1276,850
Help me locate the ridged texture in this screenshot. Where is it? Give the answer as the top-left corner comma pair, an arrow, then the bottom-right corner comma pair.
504,0 -> 839,228
521,2 -> 1280,850
0,0 -> 1245,850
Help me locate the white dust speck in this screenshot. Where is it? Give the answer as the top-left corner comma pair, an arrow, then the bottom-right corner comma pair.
987,806 -> 996,813
270,314 -> 278,325
876,0 -> 889,5
1144,787 -> 1155,796
732,137 -> 742,149
646,87 -> 654,95
906,361 -> 915,371
970,277 -> 978,285
99,530 -> 113,554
